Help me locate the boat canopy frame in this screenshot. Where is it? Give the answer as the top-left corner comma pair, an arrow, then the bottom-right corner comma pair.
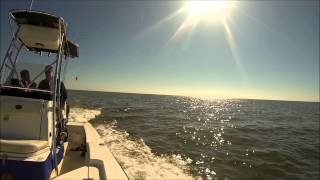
0,10 -> 79,88
9,10 -> 79,57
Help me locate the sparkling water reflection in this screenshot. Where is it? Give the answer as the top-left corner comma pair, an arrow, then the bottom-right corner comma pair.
69,91 -> 320,179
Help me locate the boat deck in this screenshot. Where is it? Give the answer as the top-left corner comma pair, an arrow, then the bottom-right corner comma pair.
51,139 -> 99,179
59,142 -> 86,175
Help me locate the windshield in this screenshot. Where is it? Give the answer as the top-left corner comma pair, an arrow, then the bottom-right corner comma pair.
0,46 -> 67,93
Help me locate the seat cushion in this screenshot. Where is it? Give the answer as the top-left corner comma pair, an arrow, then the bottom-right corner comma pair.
0,139 -> 49,154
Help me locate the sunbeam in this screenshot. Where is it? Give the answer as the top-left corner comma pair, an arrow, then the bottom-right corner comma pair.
137,1 -> 247,82
222,19 -> 247,81
235,7 -> 274,33
133,5 -> 187,42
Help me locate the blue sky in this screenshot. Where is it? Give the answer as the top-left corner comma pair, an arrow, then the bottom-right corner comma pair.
1,0 -> 319,102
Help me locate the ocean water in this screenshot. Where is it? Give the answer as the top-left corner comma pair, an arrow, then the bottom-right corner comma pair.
68,90 -> 320,180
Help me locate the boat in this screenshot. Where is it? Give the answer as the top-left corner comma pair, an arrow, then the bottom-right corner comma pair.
0,10 -> 129,180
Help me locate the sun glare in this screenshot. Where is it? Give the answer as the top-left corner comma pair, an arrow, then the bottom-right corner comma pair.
169,1 -> 237,41
184,1 -> 236,23
165,1 -> 246,86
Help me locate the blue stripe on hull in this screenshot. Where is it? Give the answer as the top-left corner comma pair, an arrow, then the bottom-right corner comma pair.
0,144 -> 64,180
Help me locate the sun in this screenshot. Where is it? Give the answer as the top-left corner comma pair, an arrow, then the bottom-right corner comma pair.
184,1 -> 236,23
169,1 -> 237,40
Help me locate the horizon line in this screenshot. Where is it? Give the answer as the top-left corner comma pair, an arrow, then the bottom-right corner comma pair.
68,88 -> 320,103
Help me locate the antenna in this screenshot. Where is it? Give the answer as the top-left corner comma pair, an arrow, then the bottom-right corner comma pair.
29,0 -> 34,11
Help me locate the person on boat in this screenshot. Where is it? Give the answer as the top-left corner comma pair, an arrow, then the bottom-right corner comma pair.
38,65 -> 53,90
20,69 -> 36,88
39,65 -> 69,144
38,65 -> 68,106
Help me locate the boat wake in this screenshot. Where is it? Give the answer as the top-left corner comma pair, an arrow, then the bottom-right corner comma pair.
69,108 -> 194,179
69,108 -> 101,123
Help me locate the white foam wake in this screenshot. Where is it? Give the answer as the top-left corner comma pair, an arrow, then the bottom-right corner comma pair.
69,108 -> 101,122
69,108 -> 194,180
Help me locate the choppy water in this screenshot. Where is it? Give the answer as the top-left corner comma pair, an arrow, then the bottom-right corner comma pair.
68,90 -> 320,180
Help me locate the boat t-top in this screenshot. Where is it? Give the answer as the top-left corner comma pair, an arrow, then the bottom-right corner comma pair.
0,10 -> 128,180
